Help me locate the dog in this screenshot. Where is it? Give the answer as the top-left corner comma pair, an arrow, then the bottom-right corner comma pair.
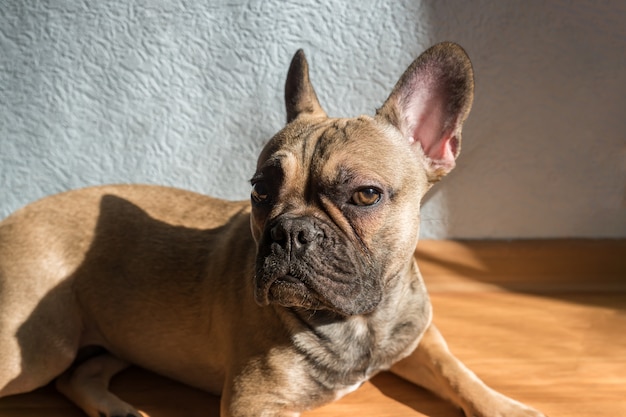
0,43 -> 546,417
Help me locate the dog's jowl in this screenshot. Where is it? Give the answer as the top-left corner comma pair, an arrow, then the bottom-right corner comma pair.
0,43 -> 546,417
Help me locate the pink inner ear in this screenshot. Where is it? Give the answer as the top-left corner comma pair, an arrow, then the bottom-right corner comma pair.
404,91 -> 457,169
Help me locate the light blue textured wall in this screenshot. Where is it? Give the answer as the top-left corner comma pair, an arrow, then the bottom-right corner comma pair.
1,0 -> 625,238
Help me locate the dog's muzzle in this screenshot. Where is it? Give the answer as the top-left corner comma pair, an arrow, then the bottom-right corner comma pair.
253,216 -> 382,316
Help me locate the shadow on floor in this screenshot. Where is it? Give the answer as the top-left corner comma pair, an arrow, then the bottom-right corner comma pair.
415,239 -> 626,310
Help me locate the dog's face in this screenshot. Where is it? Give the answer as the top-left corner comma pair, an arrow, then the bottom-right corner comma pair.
250,45 -> 474,316
250,117 -> 427,316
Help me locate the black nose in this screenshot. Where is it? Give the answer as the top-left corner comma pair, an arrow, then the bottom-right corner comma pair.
270,217 -> 324,252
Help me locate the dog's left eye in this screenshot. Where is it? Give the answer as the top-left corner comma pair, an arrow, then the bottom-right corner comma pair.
351,188 -> 382,206
251,182 -> 270,204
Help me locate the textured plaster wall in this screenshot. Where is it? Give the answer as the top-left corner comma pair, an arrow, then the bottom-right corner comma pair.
1,0 -> 625,239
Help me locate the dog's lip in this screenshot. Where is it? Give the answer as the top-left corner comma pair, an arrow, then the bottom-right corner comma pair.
254,273 -> 305,306
255,273 -> 314,308
269,274 -> 309,295
274,274 -> 301,285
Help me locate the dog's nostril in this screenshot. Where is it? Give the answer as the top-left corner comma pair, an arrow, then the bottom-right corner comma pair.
296,230 -> 310,245
270,225 -> 286,243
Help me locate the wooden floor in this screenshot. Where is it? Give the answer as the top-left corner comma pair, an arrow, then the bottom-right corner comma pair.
1,240 -> 624,417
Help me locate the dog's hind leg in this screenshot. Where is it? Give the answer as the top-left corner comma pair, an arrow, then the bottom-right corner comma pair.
56,352 -> 142,417
0,208 -> 88,398
0,274 -> 82,397
0,314 -> 79,398
0,325 -> 75,397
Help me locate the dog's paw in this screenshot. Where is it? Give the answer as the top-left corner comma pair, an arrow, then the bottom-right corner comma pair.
480,403 -> 547,417
463,392 -> 547,417
498,399 -> 546,417
495,407 -> 546,417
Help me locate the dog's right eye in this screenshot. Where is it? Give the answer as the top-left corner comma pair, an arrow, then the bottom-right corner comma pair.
350,187 -> 382,206
251,182 -> 270,204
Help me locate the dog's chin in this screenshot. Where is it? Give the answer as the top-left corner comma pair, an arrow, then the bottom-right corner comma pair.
254,272 -> 381,317
255,274 -> 325,311
266,275 -> 325,310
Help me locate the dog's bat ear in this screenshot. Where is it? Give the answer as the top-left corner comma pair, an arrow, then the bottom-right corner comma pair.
377,42 -> 474,182
285,49 -> 327,123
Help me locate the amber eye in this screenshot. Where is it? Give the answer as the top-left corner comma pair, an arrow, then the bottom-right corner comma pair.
351,187 -> 382,206
251,182 -> 270,204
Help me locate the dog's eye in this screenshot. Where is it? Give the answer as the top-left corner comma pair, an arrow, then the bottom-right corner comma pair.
351,188 -> 382,206
251,182 -> 270,204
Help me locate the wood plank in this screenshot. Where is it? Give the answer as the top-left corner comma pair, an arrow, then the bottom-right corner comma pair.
416,239 -> 626,292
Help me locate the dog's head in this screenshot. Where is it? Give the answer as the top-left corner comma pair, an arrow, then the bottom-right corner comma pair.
251,43 -> 474,316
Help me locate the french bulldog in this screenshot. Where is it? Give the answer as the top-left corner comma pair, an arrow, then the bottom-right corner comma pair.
0,43 -> 545,417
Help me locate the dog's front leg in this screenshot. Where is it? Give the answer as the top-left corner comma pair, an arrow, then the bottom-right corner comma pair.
391,324 -> 546,417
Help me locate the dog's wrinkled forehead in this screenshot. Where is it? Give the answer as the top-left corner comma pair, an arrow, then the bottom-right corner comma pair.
256,116 -> 422,194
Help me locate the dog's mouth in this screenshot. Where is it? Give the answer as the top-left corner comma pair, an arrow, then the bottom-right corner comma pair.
260,273 -> 323,311
254,267 -> 318,309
